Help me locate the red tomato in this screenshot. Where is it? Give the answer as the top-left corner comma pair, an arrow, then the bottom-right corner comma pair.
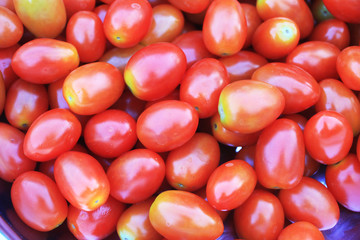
66,11 -> 106,63
93,4 -> 108,22
206,160 -> 257,211
149,190 -> 224,240
252,62 -> 320,114
278,221 -> 325,240
234,189 -> 284,240
5,79 -> 48,130
235,145 -> 256,168
218,80 -> 285,133
63,62 -> 124,115
337,46 -> 360,90
103,0 -> 152,48
219,50 -> 268,82
54,151 -> 110,211
141,4 -> 184,45
63,0 -> 95,18
137,100 -> 198,152
252,17 -> 300,59
107,149 -> 165,203
326,154 -> 360,212
11,38 -> 80,84
84,109 -> 137,158
23,109 -> 82,162
304,110 -> 353,165
144,88 -> 180,109
315,78 -> 360,136
117,198 -> 162,240
241,3 -> 262,49
323,0 -> 360,23
180,58 -> 229,118
309,19 -> 350,50
256,0 -> 314,38
167,0 -> 209,14
0,123 -> 35,182
67,197 -> 126,240
255,118 -> 305,189
0,6 -> 23,48
0,0 -> 15,11
110,89 -> 146,120
124,42 -> 186,101
0,44 -> 19,89
11,171 -> 68,231
166,133 -> 220,192
278,177 -> 340,230
203,0 -> 247,56
13,0 -> 66,38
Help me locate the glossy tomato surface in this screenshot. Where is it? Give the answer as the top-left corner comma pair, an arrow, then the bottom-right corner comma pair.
0,6 -> 23,48
323,0 -> 360,23
337,46 -> 360,90
278,221 -> 325,240
167,0 -> 209,14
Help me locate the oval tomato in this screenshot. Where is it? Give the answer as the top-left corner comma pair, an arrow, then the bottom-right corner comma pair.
337,46 -> 360,90
63,0 -> 95,18
278,221 -> 325,240
0,44 -> 19,89
0,6 -> 23,48
241,3 -> 262,49
323,0 -> 360,23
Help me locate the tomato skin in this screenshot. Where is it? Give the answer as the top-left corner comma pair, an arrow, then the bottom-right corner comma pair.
13,0 -> 66,38
63,62 -> 124,115
203,0 -> 247,56
241,3 -> 262,49
5,79 -> 48,130
67,196 -> 126,240
0,44 -> 19,89
235,145 -> 256,168
0,123 -> 35,182
23,109 -> 82,162
137,100 -> 198,152
277,221 -> 325,240
93,4 -> 108,22
117,198 -> 162,240
252,17 -> 300,59
304,110 -> 353,165
167,0 -> 209,14
255,118 -> 305,189
0,0 -> 15,11
252,62 -> 320,114
326,154 -> 360,212
180,58 -> 229,118
149,190 -> 224,240
11,38 -> 80,84
103,0 -> 152,48
54,151 -> 110,211
0,72 -> 5,115
311,0 -> 334,22
315,78 -> 360,136
337,46 -> 360,91
234,189 -> 284,240
11,171 -> 68,232
84,110 -> 137,158
107,149 -> 165,203
218,80 -> 285,134
110,89 -> 146,120
0,6 -> 23,48
63,0 -> 95,18
124,42 -> 186,101
66,11 -> 106,63
323,0 -> 360,23
166,133 -> 220,192
278,177 -> 340,230
206,160 -> 257,211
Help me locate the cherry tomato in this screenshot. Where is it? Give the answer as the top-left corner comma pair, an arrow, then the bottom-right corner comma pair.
107,149 -> 165,203
66,11 -> 106,63
0,44 -> 19,89
63,0 -> 95,18
67,196 -> 126,240
235,145 -> 256,168
0,6 -> 23,48
278,221 -> 325,240
278,177 -> 340,230
13,0 -> 66,38
255,118 -> 305,189
206,160 -> 257,211
315,78 -> 360,136
323,0 -> 360,23
144,88 -> 180,109
93,4 -> 108,22
167,0 -> 209,14
23,108 -> 82,162
11,38 -> 80,84
11,171 -> 68,231
124,42 -> 186,101
241,3 -> 262,49
234,189 -> 284,240
137,100 -> 198,152
203,0 -> 247,56
110,89 -> 146,120
117,198 -> 162,240
0,123 -> 35,182
304,110 -> 353,165
54,151 -> 110,211
84,109 -> 137,158
252,17 -> 300,59
166,133 -> 220,192
337,46 -> 360,91
180,58 -> 229,118
103,0 -> 152,48
0,0 -> 15,11
252,62 -> 320,114
63,62 -> 124,115
218,80 -> 285,133
149,190 -> 224,240
5,79 -> 48,130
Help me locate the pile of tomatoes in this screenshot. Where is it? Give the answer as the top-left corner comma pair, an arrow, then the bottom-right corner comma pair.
1,0 -> 360,239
